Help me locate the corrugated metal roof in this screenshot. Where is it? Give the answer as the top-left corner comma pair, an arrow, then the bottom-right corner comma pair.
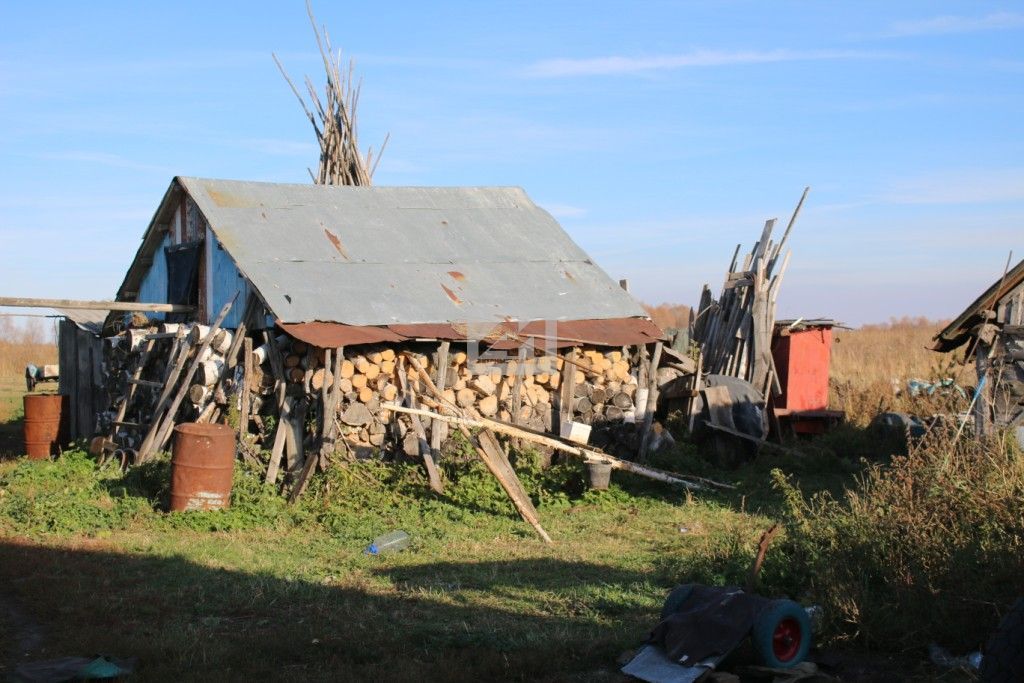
177,177 -> 648,327
53,308 -> 107,334
934,258 -> 1024,352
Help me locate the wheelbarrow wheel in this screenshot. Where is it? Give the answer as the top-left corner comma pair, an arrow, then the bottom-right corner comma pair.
660,584 -> 695,620
752,599 -> 812,668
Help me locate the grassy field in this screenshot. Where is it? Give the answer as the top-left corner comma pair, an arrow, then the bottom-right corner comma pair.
830,318 -> 975,424
0,324 -> 1004,681
0,449 -> 834,681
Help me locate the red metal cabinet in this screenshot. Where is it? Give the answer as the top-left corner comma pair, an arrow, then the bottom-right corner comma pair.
772,324 -> 840,434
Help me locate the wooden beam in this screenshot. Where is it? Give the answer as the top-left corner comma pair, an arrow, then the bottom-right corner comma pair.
384,403 -> 735,492
0,297 -> 195,313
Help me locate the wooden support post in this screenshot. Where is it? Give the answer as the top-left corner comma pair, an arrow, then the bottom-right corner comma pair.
319,346 -> 344,467
264,329 -> 290,484
638,341 -> 663,459
285,397 -> 307,472
430,341 -> 450,461
147,298 -> 236,456
109,338 -> 156,441
397,358 -> 444,493
558,347 -> 577,435
459,422 -> 552,544
511,345 -> 527,426
239,336 -> 253,439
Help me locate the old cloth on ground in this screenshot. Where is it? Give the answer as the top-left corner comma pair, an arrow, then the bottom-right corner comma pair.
651,585 -> 771,663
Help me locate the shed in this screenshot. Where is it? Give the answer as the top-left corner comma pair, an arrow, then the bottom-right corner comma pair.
92,177 -> 665,472
112,177 -> 661,347
934,259 -> 1024,437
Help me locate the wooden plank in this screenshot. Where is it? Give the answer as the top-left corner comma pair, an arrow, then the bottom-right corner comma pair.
637,341 -> 664,458
0,297 -> 194,313
397,358 -> 444,493
464,422 -> 552,544
138,297 -> 236,461
239,337 -> 253,439
429,341 -> 450,463
266,395 -> 292,485
558,347 -> 577,434
287,445 -> 319,504
109,338 -> 156,440
318,346 -> 344,466
137,332 -> 191,459
511,346 -> 527,426
386,403 -> 730,491
285,397 -> 307,472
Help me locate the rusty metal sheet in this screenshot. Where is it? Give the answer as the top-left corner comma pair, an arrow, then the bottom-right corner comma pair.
281,317 -> 664,349
279,321 -> 404,348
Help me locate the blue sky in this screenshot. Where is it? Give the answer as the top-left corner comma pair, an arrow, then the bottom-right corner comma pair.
1,1 -> 1022,326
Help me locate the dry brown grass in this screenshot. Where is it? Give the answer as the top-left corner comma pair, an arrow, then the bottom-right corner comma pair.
0,318 -> 57,376
0,318 -> 57,424
830,317 -> 975,424
642,303 -> 692,331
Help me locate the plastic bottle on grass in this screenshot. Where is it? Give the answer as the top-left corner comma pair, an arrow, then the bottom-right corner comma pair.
366,530 -> 410,555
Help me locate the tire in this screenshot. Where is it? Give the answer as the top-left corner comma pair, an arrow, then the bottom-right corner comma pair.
660,584 -> 695,621
981,598 -> 1024,682
751,599 -> 812,669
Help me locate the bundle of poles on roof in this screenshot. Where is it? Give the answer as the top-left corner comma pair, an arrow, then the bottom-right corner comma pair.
273,1 -> 388,186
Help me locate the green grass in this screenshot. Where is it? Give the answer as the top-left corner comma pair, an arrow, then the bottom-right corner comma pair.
0,425 -> 988,681
0,443 -> 806,681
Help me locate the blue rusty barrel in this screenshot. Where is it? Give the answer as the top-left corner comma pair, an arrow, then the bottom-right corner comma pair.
23,394 -> 68,460
170,423 -> 235,511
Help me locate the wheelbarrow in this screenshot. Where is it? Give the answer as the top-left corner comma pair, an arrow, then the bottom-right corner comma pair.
622,584 -> 813,682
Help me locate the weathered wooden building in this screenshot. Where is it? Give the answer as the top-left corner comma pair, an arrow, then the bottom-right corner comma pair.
934,259 -> 1024,437
96,177 -> 667,485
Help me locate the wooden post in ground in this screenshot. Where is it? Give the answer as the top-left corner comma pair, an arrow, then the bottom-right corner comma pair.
239,336 -> 253,439
430,341 -> 450,465
638,341 -> 664,459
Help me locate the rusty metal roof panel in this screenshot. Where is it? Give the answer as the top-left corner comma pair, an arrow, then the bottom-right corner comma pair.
177,177 -> 648,327
281,317 -> 665,349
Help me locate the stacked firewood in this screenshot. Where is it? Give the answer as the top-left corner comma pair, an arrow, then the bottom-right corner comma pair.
99,319 -> 243,454
243,340 -> 642,455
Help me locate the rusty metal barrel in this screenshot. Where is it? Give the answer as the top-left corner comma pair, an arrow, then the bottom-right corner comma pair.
170,423 -> 235,512
23,394 -> 68,460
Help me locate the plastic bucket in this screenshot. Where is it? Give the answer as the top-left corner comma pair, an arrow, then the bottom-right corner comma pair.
585,459 -> 613,490
23,394 -> 68,460
170,423 -> 235,511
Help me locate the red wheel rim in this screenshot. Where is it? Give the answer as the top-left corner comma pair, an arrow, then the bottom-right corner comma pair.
772,617 -> 802,662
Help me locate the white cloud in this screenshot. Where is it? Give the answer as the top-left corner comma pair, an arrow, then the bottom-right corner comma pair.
522,48 -> 887,78
540,203 -> 587,219
879,168 -> 1024,205
881,12 -> 1024,38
